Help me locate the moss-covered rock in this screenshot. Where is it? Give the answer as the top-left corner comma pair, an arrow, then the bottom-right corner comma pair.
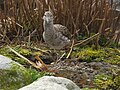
0,55 -> 45,90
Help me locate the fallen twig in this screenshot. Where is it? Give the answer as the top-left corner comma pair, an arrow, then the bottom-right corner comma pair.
7,45 -> 48,71
73,33 -> 99,47
25,45 -> 50,53
35,55 -> 49,71
55,52 -> 66,63
73,28 -> 110,47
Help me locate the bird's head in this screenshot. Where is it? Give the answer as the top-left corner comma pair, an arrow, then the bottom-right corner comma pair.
43,11 -> 53,24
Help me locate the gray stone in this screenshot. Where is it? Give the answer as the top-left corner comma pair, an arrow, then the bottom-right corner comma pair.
0,55 -> 33,89
19,76 -> 81,90
0,55 -> 13,69
0,55 -> 21,69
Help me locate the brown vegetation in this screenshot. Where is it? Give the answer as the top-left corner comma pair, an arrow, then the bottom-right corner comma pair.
0,0 -> 120,47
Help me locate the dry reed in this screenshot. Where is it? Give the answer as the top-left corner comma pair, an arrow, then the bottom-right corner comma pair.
0,0 -> 119,47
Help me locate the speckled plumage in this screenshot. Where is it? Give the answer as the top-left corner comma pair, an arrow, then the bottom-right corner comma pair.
43,11 -> 71,49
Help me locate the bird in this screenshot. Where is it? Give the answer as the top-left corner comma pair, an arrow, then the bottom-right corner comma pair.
42,11 -> 71,50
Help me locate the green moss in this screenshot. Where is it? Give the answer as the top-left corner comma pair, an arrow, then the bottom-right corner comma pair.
0,46 -> 32,65
27,69 -> 54,81
82,88 -> 99,90
0,46 -> 119,65
19,48 -> 32,56
94,73 -> 120,90
0,63 -> 32,89
72,47 -> 120,65
94,74 -> 113,89
0,47 -> 12,57
103,48 -> 120,65
114,76 -> 120,89
105,55 -> 120,65
72,47 -> 107,62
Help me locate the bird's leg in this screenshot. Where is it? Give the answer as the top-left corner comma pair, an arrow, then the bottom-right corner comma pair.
56,52 -> 66,63
66,39 -> 74,58
52,49 -> 60,60
53,49 -> 67,64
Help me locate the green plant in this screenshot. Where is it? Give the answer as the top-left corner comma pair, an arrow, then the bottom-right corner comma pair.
94,74 -> 114,89
94,73 -> 120,90
73,47 -> 107,62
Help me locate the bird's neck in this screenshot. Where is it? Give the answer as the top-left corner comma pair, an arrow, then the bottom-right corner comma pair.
43,21 -> 54,32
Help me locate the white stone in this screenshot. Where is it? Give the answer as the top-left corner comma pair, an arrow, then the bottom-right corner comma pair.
19,76 -> 81,90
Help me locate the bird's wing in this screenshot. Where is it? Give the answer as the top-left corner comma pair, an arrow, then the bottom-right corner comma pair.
53,24 -> 71,39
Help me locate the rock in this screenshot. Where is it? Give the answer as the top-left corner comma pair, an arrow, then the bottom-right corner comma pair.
49,59 -> 120,88
19,76 -> 81,90
0,55 -> 33,89
0,55 -> 22,69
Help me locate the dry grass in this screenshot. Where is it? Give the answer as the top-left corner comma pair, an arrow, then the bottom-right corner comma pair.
0,0 -> 120,47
